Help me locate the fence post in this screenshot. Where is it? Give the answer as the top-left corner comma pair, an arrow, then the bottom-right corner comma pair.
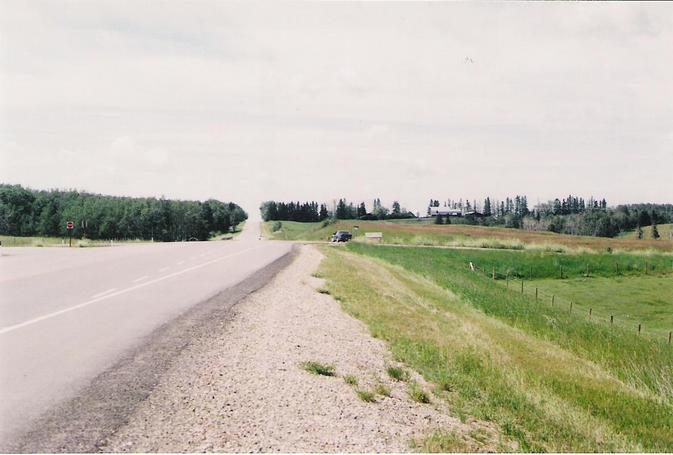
589,308 -> 592,319
570,301 -> 573,314
610,315 -> 614,325
552,295 -> 555,305
638,323 -> 642,335
521,280 -> 524,294
535,287 -> 538,301
586,264 -> 589,277
492,267 -> 495,280
669,331 -> 672,345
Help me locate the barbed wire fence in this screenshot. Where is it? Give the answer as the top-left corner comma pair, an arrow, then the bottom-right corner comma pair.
468,261 -> 672,346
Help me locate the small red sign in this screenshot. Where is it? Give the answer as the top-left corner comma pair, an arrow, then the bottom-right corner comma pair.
66,221 -> 74,230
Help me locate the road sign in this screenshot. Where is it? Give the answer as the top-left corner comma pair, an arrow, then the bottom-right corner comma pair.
66,221 -> 74,230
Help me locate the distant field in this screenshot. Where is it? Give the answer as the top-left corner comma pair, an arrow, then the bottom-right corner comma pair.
527,276 -> 673,338
263,220 -> 673,252
320,244 -> 673,451
620,224 -> 673,241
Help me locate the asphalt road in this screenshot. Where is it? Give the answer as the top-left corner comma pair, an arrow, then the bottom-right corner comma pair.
0,223 -> 291,447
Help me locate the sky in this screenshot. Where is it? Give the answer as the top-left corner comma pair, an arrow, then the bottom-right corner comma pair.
1,1 -> 672,218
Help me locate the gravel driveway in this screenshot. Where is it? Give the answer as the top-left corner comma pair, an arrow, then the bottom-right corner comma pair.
101,245 -> 469,452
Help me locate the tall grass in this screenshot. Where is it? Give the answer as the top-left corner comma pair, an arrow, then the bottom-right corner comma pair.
320,245 -> 673,451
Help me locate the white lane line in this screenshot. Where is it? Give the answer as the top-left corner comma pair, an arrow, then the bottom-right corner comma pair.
0,245 -> 268,336
90,288 -> 117,299
132,275 -> 149,283
158,266 -> 169,272
176,260 -> 185,265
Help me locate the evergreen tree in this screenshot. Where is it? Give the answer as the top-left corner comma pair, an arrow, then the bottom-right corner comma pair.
357,202 -> 367,218
652,223 -> 660,239
483,197 -> 492,217
392,201 -> 401,216
637,225 -> 644,240
434,214 -> 443,224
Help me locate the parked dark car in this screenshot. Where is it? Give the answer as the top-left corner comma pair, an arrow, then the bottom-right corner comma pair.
331,230 -> 352,242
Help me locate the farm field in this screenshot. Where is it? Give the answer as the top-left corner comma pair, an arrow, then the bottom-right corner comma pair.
317,243 -> 673,451
263,220 -> 673,252
526,276 -> 673,338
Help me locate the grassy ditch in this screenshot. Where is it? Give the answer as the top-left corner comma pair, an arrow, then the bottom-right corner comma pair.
318,245 -> 673,452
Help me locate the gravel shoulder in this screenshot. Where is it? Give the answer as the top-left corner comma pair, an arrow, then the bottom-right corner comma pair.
102,245 -> 471,452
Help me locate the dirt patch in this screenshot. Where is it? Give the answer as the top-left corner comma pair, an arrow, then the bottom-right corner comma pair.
101,245 -> 488,452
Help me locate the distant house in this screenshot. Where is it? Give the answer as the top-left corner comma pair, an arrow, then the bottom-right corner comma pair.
429,207 -> 463,217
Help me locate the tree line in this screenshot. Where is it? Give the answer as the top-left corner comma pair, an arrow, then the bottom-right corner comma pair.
430,193 -> 672,238
259,201 -> 329,222
260,198 -> 416,222
0,183 -> 247,241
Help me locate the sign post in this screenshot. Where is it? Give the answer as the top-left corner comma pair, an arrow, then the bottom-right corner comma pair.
66,221 -> 74,247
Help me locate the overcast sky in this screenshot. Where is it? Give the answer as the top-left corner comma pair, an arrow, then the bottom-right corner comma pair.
1,1 -> 672,217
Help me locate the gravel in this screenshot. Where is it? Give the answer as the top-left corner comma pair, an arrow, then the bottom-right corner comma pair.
101,245 -> 469,452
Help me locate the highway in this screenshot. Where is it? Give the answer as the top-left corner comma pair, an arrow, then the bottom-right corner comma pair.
0,223 -> 291,447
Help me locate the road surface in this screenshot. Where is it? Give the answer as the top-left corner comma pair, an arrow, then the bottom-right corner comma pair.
0,223 -> 291,448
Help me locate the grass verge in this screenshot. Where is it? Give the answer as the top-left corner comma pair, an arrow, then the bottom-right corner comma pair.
318,245 -> 673,451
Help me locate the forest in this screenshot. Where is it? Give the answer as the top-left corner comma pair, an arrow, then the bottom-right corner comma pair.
0,184 -> 247,241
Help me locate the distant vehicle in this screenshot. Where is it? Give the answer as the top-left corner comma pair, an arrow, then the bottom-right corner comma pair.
331,231 -> 352,242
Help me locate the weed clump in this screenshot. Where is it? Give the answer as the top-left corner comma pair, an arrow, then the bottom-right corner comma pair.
343,375 -> 358,386
409,383 -> 431,403
356,390 -> 377,403
387,366 -> 409,382
374,383 -> 391,397
301,361 -> 335,377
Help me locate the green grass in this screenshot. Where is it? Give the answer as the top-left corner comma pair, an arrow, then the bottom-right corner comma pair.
318,244 -> 673,451
356,389 -> 377,403
525,276 -> 673,338
301,361 -> 335,377
386,366 -> 409,382
374,383 -> 392,397
408,382 -> 431,403
344,375 -> 358,386
419,247 -> 673,280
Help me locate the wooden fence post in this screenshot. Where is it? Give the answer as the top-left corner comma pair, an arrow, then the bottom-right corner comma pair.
570,301 -> 573,314
552,295 -> 555,305
638,323 -> 642,335
535,287 -> 538,301
669,331 -> 672,345
610,315 -> 614,325
521,280 -> 524,294
589,308 -> 592,319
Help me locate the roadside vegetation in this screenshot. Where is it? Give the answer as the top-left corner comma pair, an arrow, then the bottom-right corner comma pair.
318,244 -> 673,451
0,234 -> 147,248
301,361 -> 335,377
